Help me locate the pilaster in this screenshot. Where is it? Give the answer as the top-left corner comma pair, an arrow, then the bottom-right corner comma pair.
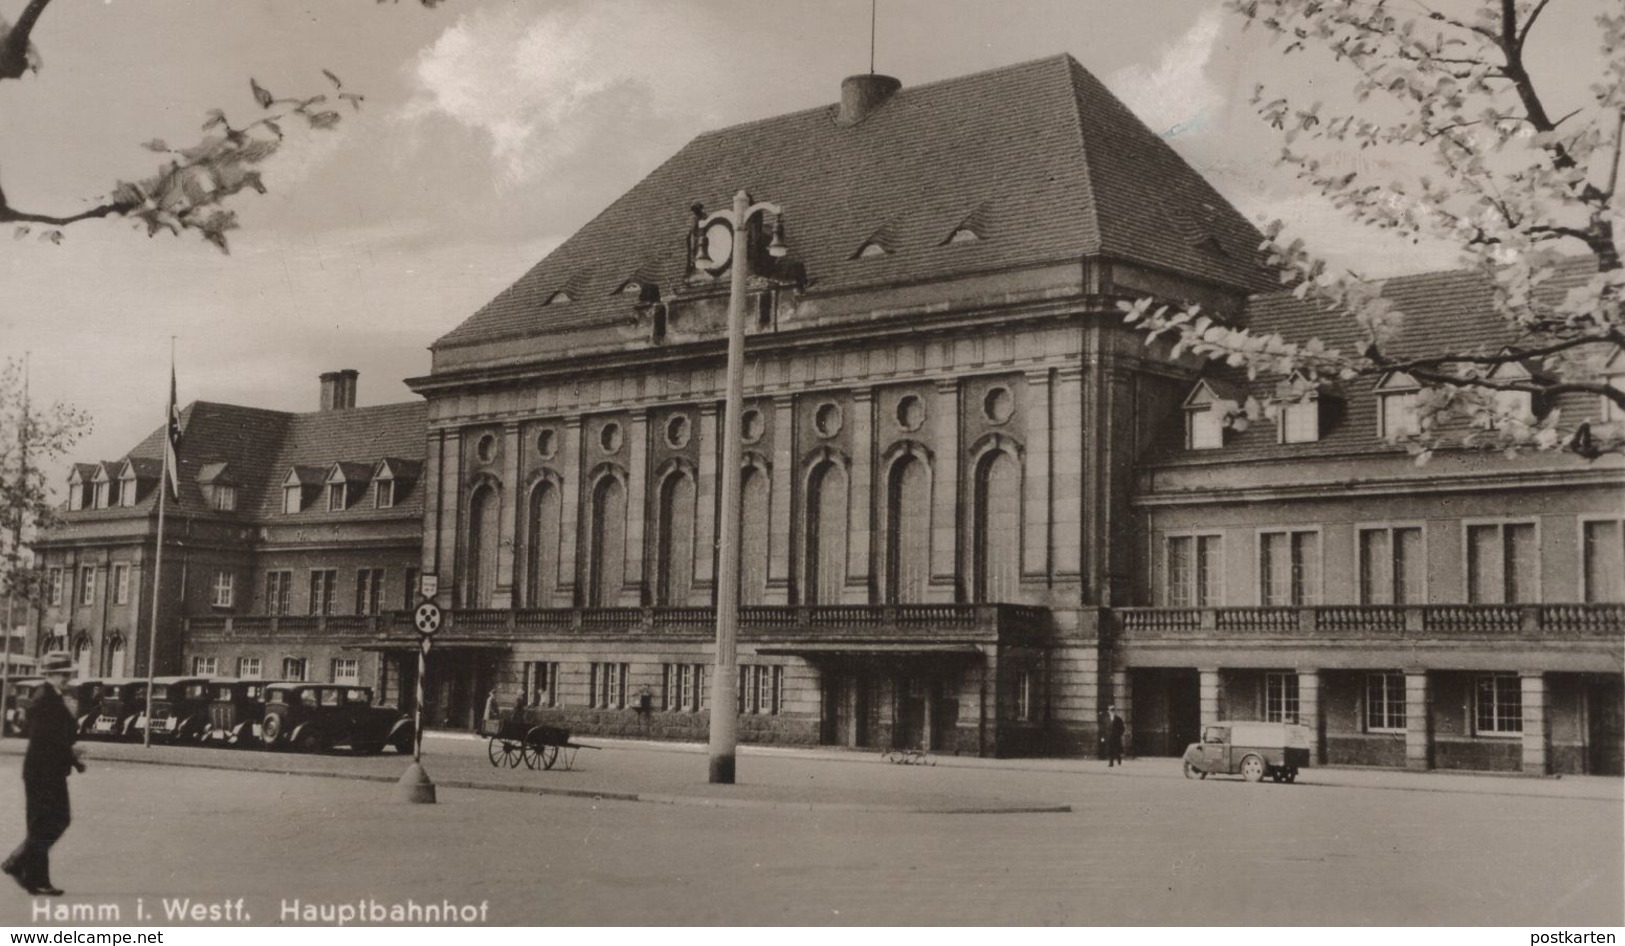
1521,671 -> 1549,776
845,389 -> 873,604
767,396 -> 794,604
438,430 -> 462,606
1405,670 -> 1432,771
1297,668 -> 1323,766
623,409 -> 649,604
558,418 -> 582,605
1199,667 -> 1220,732
492,421 -> 521,609
1051,365 -> 1084,581
695,404 -> 719,594
929,379 -> 959,602
1022,368 -> 1051,581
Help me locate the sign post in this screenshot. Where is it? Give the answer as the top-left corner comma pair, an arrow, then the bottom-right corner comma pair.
395,597 -> 441,804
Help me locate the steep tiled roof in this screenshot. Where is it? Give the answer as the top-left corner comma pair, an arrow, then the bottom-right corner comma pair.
1156,257 -> 1609,463
434,54 -> 1270,352
61,400 -> 424,524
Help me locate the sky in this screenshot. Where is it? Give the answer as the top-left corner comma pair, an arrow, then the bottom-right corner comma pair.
0,0 -> 1608,484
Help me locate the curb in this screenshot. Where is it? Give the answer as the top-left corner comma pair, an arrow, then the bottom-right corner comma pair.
42,748 -> 1070,815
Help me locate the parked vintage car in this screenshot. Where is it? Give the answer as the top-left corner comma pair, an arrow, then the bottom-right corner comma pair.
135,676 -> 216,742
67,679 -> 106,732
259,683 -> 413,754
202,679 -> 275,747
2,678 -> 45,736
88,679 -> 148,739
1182,721 -> 1312,783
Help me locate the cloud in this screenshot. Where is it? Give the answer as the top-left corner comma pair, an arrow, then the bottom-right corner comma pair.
400,2 -> 718,185
1109,6 -> 1226,138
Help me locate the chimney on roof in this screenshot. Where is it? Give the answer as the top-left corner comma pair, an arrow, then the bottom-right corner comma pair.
835,73 -> 900,126
319,369 -> 358,411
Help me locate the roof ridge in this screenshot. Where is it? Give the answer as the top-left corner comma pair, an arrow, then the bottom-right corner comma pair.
1058,56 -> 1105,257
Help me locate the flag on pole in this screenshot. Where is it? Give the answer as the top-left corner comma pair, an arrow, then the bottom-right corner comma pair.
164,364 -> 182,499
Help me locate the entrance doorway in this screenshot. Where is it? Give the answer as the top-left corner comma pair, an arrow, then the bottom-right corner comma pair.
387,648 -> 499,732
1587,674 -> 1623,775
1131,668 -> 1200,756
822,672 -> 872,748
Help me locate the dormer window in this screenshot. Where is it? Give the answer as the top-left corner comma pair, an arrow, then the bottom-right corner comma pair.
856,241 -> 889,258
375,479 -> 395,509
544,290 -> 572,305
213,485 -> 237,511
283,485 -> 302,515
281,467 -> 320,515
1183,380 -> 1242,450
328,482 -> 346,512
1376,372 -> 1421,440
67,468 -> 93,511
92,466 -> 114,509
946,227 -> 980,245
118,470 -> 139,507
1483,361 -> 1537,427
1274,374 -> 1324,444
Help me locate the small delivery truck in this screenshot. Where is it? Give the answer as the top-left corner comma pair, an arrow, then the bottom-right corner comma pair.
1181,720 -> 1312,783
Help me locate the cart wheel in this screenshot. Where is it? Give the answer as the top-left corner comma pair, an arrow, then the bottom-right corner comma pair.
521,743 -> 540,770
1240,754 -> 1266,782
539,744 -> 559,770
486,736 -> 505,767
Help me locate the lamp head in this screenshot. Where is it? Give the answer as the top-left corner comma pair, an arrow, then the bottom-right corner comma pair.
767,217 -> 789,259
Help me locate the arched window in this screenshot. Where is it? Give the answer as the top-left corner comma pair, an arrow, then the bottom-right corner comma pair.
973,450 -> 1020,602
73,635 -> 93,678
466,484 -> 500,609
886,454 -> 931,603
107,636 -> 126,676
524,480 -> 561,607
655,470 -> 695,606
587,475 -> 627,607
804,460 -> 848,604
739,466 -> 770,605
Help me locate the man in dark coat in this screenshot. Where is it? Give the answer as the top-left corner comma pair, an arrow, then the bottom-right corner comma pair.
1105,705 -> 1126,767
3,653 -> 82,897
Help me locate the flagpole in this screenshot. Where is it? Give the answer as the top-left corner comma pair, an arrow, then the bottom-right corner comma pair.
143,340 -> 176,748
0,353 -> 29,739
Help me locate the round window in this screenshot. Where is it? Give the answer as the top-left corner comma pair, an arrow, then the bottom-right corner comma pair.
535,428 -> 557,459
814,402 -> 843,438
741,409 -> 765,444
983,387 -> 1014,424
896,394 -> 925,431
599,422 -> 623,453
475,433 -> 497,463
666,415 -> 691,449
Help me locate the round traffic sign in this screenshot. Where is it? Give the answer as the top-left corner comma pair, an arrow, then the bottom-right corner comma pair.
414,601 -> 442,636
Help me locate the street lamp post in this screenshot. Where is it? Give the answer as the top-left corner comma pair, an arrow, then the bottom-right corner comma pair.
699,189 -> 786,785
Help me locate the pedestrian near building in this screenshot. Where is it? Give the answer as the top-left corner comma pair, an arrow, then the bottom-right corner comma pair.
3,653 -> 83,897
1105,706 -> 1125,767
511,693 -> 527,721
483,689 -> 499,722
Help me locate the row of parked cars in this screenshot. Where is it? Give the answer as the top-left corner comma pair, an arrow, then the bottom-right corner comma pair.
3,676 -> 415,755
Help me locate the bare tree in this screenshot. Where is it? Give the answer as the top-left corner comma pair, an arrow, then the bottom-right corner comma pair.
0,358 -> 90,615
1122,0 -> 1625,460
0,0 -> 441,252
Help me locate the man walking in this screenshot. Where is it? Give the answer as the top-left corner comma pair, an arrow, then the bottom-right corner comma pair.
4,653 -> 83,897
1105,705 -> 1125,767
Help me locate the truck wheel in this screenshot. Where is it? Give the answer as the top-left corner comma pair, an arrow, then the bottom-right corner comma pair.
1240,754 -> 1266,782
260,713 -> 284,749
295,730 -> 324,753
1182,760 -> 1200,780
1284,769 -> 1298,784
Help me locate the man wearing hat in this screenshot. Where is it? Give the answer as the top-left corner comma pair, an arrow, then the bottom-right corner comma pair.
1104,705 -> 1126,767
3,652 -> 83,897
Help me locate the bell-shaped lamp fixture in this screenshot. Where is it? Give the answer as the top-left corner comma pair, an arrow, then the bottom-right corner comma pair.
766,217 -> 789,259
694,231 -> 716,270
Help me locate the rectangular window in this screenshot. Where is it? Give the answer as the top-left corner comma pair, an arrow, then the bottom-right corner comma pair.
375,480 -> 395,509
737,665 -> 780,715
1365,673 -> 1406,732
1186,407 -> 1224,450
1582,519 -> 1624,603
118,478 -> 135,507
1359,527 -> 1424,605
1467,522 -> 1539,603
1166,535 -> 1222,607
1475,674 -> 1523,734
213,485 -> 237,512
79,565 -> 95,607
355,568 -> 384,615
283,486 -> 302,515
1260,530 -> 1320,606
404,568 -> 420,609
47,568 -> 62,606
332,657 -> 360,685
529,661 -> 558,708
211,571 -> 234,609
192,656 -> 218,675
308,570 -> 337,616
1265,672 -> 1299,723
112,564 -> 130,605
591,662 -> 627,709
1279,398 -> 1320,444
237,657 -> 262,679
265,571 -> 292,616
283,657 -> 308,682
1380,390 -> 1419,440
328,483 -> 346,512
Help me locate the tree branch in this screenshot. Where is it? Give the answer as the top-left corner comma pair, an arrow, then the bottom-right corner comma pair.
0,0 -> 51,81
